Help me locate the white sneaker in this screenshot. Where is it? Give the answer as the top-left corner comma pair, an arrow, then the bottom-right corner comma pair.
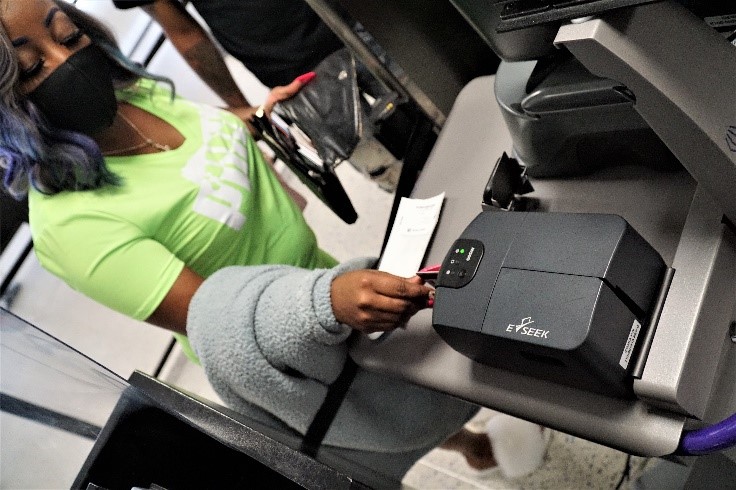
485,414 -> 547,479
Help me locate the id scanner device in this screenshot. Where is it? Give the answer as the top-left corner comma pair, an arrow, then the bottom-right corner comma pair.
432,211 -> 668,398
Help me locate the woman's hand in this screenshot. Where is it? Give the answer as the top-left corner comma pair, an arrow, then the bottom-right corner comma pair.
227,72 -> 315,136
261,71 -> 316,115
330,270 -> 433,333
226,105 -> 259,122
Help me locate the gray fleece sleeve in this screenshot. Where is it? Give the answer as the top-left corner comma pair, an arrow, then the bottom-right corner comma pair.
186,257 -> 376,436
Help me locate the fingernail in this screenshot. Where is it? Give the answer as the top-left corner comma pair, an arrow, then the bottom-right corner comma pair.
295,72 -> 316,84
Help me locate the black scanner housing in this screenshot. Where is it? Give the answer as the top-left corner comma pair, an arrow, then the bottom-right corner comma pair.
432,211 -> 667,398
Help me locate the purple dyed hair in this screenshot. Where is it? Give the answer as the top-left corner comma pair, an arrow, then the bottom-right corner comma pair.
0,0 -> 174,199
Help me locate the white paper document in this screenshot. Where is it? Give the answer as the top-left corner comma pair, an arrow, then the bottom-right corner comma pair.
378,193 -> 446,278
367,193 -> 445,341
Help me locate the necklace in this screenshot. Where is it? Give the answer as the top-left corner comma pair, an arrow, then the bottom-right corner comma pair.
102,110 -> 171,156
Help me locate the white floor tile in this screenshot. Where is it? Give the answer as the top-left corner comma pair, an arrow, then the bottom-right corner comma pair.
5,254 -> 174,380
403,426 -> 651,490
278,157 -> 395,262
0,412 -> 94,489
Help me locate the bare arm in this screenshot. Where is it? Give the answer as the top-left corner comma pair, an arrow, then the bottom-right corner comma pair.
146,265 -> 204,335
143,0 -> 250,109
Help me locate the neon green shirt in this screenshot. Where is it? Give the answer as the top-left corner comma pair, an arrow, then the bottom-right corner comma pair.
29,81 -> 336,350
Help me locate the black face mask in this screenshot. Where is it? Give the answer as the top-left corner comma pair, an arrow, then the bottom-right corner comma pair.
28,44 -> 117,136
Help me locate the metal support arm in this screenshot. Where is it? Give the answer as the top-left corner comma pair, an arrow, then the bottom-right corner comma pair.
554,1 -> 736,223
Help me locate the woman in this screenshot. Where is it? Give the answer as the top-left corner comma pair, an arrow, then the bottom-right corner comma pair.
0,0 -> 495,484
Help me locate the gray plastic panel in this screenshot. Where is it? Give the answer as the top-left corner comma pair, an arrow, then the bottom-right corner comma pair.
505,212 -> 666,315
554,1 -> 736,223
482,268 -> 601,349
503,213 -> 627,277
474,268 -> 640,397
432,212 -> 525,332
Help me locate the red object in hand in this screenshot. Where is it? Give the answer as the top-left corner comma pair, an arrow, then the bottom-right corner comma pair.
294,72 -> 316,84
419,264 -> 441,273
416,264 -> 441,282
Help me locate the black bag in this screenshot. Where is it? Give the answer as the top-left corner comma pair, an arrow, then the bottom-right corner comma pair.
275,48 -> 364,167
275,49 -> 403,193
255,49 -> 405,223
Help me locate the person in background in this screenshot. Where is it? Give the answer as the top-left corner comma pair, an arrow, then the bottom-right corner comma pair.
114,0 -> 405,193
112,0 -> 343,123
0,0 -> 496,485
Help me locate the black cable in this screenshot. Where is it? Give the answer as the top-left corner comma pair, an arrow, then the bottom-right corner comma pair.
614,454 -> 633,490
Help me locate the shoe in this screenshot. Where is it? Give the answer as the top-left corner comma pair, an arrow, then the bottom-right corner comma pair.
485,414 -> 546,479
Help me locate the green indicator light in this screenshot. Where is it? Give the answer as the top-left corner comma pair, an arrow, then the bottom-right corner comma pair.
460,249 -> 465,254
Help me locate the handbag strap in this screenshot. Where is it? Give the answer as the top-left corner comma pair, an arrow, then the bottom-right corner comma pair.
299,357 -> 359,457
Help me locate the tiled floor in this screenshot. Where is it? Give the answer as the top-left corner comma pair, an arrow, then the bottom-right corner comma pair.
403,407 -> 651,490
